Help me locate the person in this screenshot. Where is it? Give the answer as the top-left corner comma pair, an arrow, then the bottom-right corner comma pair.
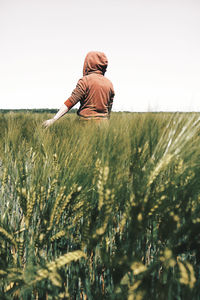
43,51 -> 115,128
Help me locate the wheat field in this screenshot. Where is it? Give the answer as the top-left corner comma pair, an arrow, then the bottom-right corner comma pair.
0,112 -> 200,299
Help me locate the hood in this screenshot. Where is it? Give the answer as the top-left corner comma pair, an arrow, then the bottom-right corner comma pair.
83,51 -> 108,76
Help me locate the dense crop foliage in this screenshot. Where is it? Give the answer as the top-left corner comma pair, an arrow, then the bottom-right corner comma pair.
0,112 -> 200,299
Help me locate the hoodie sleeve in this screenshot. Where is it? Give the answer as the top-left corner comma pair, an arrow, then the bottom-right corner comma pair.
108,86 -> 115,114
65,78 -> 87,107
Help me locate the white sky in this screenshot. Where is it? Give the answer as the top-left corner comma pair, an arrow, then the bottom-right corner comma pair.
0,0 -> 200,111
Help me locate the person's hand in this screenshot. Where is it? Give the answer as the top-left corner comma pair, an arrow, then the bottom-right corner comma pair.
42,118 -> 55,128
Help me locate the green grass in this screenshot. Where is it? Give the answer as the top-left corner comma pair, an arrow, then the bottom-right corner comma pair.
0,112 -> 200,299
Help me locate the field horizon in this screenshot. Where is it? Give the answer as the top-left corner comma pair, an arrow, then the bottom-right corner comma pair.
1,109 -> 200,114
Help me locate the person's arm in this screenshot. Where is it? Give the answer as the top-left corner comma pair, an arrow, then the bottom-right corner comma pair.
42,78 -> 86,128
108,88 -> 115,115
42,100 -> 73,128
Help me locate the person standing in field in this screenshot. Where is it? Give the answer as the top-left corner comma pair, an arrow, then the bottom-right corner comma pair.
43,51 -> 115,127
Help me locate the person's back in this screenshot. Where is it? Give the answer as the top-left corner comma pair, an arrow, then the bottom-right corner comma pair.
43,51 -> 114,128
66,51 -> 115,119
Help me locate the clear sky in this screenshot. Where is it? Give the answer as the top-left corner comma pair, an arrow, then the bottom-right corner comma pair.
0,0 -> 200,111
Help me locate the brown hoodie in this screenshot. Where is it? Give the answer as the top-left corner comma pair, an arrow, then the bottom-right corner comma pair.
64,51 -> 115,119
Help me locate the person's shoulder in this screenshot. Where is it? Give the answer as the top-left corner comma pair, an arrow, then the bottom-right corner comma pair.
78,75 -> 87,82
77,76 -> 88,87
104,75 -> 112,83
103,76 -> 114,89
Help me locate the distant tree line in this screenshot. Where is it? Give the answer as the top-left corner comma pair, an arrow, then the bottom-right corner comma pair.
0,108 -> 78,114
